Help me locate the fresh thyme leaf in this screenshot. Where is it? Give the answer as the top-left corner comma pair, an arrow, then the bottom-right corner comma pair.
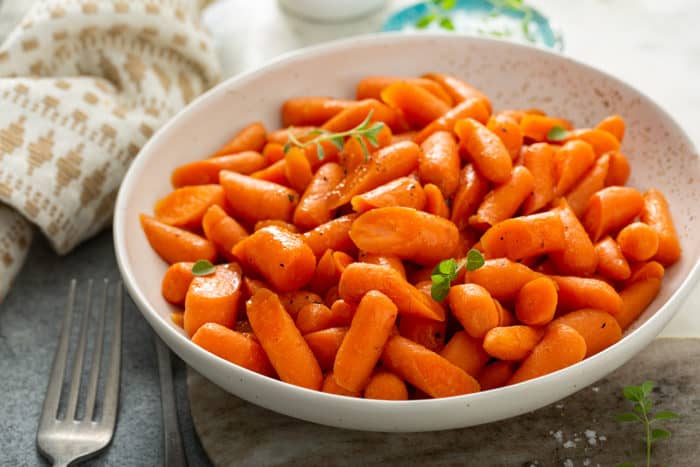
616,412 -> 641,423
365,132 -> 379,147
623,385 -> 644,402
547,125 -> 569,141
307,129 -> 326,136
439,17 -> 455,31
640,380 -> 655,397
316,142 -> 325,160
430,251 -> 484,302
192,260 -> 216,276
653,411 -> 679,421
356,135 -> 370,162
283,142 -> 291,154
329,135 -> 345,151
440,0 -> 457,10
416,13 -> 437,28
465,249 -> 485,271
651,428 -> 670,442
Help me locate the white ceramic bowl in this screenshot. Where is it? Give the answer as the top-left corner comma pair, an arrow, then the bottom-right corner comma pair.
114,34 -> 700,432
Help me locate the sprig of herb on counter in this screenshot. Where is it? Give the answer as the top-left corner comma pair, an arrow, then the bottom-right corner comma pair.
615,380 -> 679,467
415,0 -> 457,31
431,249 -> 485,302
283,110 -> 384,162
486,0 -> 536,43
191,259 -> 216,276
546,125 -> 569,141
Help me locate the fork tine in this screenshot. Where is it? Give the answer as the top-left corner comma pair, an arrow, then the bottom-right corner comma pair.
101,282 -> 123,427
39,280 -> 77,423
64,279 -> 93,420
83,279 -> 108,421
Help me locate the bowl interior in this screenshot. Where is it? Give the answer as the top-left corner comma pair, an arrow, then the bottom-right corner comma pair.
115,34 -> 700,431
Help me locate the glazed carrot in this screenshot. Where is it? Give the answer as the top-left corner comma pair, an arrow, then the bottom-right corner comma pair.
464,258 -> 543,302
605,151 -> 631,186
624,261 -> 665,287
171,151 -> 266,187
417,131 -> 461,196
477,361 -> 514,390
266,126 -> 316,145
243,277 -> 268,298
553,140 -> 595,197
154,185 -> 225,229
565,153 -> 610,218
254,219 -> 298,233
303,327 -> 348,371
292,163 -> 344,231
184,264 -> 242,336
617,222 -> 660,262
392,131 -> 417,144
487,113 -> 523,160
323,98 -> 400,133
469,166 -> 535,229
262,142 -> 286,164
219,170 -> 299,223
364,371 -> 409,400
399,314 -> 447,352
309,249 -> 351,295
282,97 -> 355,127
233,226 -> 315,292
497,108 -> 546,124
320,373 -> 360,397
171,311 -> 184,328
140,214 -> 216,264
334,290 -> 398,392
247,288 -> 323,390
279,290 -> 324,319
439,331 -> 490,377
357,76 -> 452,104
423,183 -> 450,218
324,286 -> 340,306
615,278 -> 662,330
549,198 -> 598,276
192,323 -> 275,376
328,298 -> 356,326
583,186 -> 644,241
564,128 -> 620,156
161,262 -> 194,305
339,263 -> 445,321
594,236 -> 632,281
480,210 -> 567,260
551,275 -> 623,316
596,114 -> 625,142
381,81 -> 451,129
296,302 -> 335,334
515,277 -> 558,326
350,207 -> 459,266
422,72 -> 492,112
455,118 -> 513,183
201,204 -> 248,260
414,98 -> 490,144
211,122 -> 266,157
553,309 -> 622,357
483,325 -> 544,361
521,143 -> 556,214
508,323 -> 586,385
302,214 -> 358,258
451,164 -> 490,230
382,335 -> 480,397
250,159 -> 288,185
495,300 -> 516,326
640,188 -> 681,266
448,283 -> 500,338
520,114 -> 572,142
284,147 -> 313,193
350,177 -> 426,213
359,252 -> 406,279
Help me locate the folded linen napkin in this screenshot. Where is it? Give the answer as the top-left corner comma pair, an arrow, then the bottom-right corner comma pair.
0,0 -> 221,300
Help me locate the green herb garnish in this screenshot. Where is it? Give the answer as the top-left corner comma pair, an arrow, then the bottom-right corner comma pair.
415,0 -> 457,31
283,110 -> 384,162
486,0 -> 536,43
430,249 -> 485,302
547,125 -> 569,141
191,259 -> 216,276
615,380 -> 679,467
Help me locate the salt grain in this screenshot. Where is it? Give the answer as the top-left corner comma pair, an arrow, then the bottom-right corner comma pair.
585,429 -> 598,446
552,430 -> 563,443
563,459 -> 574,467
563,440 -> 576,448
583,459 -> 592,466
599,435 -> 607,441
592,386 -> 600,392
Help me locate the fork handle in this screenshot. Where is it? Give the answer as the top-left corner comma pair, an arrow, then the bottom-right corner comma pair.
155,335 -> 188,467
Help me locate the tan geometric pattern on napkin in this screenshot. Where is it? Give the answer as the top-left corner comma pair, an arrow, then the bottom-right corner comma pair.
0,0 -> 221,300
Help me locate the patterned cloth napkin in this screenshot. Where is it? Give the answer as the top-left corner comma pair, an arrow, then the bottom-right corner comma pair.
0,0 -> 221,300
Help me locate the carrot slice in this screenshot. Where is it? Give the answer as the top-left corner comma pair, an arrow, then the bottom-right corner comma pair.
463,258 -> 543,302
418,131 -> 461,197
551,275 -> 623,316
448,283 -> 499,339
487,113 -> 523,160
596,114 -> 625,142
414,98 -> 490,144
451,164 -> 489,230
480,210 -> 566,260
381,81 -> 451,129
469,166 -> 535,229
294,162 -> 344,230
483,325 -> 544,361
521,143 -> 556,214
351,177 -> 426,213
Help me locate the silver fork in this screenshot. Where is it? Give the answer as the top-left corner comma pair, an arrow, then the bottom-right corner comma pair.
36,279 -> 123,467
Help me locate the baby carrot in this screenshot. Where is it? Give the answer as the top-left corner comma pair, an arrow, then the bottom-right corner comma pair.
381,81 -> 451,129
463,258 -> 543,302
250,159 -> 289,185
564,128 -> 620,156
284,147 -> 313,193
487,113 -> 523,160
303,327 -> 348,371
615,278 -> 662,330
232,226 -> 316,292
553,140 -> 595,197
382,335 -> 480,397
219,170 -> 299,223
455,118 -> 513,184
414,98 -> 490,144
140,214 -> 216,264
448,283 -> 500,339
334,290 -> 398,392
201,204 -> 248,260
520,114 -> 572,142
171,311 -> 184,328
480,210 -> 567,260
549,198 -> 598,276
279,290 -> 324,320
617,222 -> 660,262
171,151 -> 266,187
191,323 -> 275,377
469,166 -> 535,229
184,264 -> 242,336
423,183 -> 450,218
266,126 -> 316,145
247,288 -> 323,390
322,373 -> 362,397
154,184 -> 226,229
281,97 -> 354,126
322,98 -> 399,133
583,186 -> 644,242
477,361 -> 514,391
364,371 -> 409,400
565,153 -> 610,218
350,207 -> 459,266
309,249 -> 351,295
551,275 -> 623,316
161,262 -> 194,305
350,177 -> 426,213
211,122 -> 266,157
357,76 -> 452,104
302,214 -> 358,258
418,131 -> 461,197
604,151 -> 631,186
294,162 -> 344,230
341,125 -> 394,173
422,72 -> 492,112
451,164 -> 490,230
295,302 -> 335,334
594,236 -> 632,281
359,252 -> 406,279
508,323 -> 586,385
640,188 -> 681,266
596,114 -> 625,142
624,261 -> 665,287
553,309 -> 621,357
521,143 -> 556,214
515,277 -> 558,326
262,142 -> 286,164
254,219 -> 298,233
483,325 -> 545,361
399,314 -> 447,352
439,330 -> 490,377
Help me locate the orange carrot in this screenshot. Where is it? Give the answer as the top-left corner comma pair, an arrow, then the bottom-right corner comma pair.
357,76 -> 452,104
340,125 -> 394,174
455,118 -> 513,184
423,183 -> 450,218
262,142 -> 286,164
615,278 -> 662,330
594,236 -> 631,281
364,371 -> 409,400
219,170 -> 299,223
553,309 -> 621,357
302,214 -> 358,258
382,335 -> 480,397
233,226 -> 316,292
250,159 -> 289,185
309,249 -> 351,295
211,122 -> 266,157
282,97 -> 354,126
324,286 -> 340,307
616,222 -> 660,262
294,162 -> 344,230
495,300 -> 516,326
328,298 -> 356,326
477,361 -> 514,390
381,81 -> 451,129
497,108 -> 546,124
295,302 -> 334,334
487,113 -> 523,160
154,184 -> 226,229
624,261 -> 665,287
140,214 -> 216,264
350,177 -> 426,213
254,219 -> 299,233
303,327 -> 348,371
359,252 -> 406,279
520,114 -> 572,142
451,164 -> 490,230
266,126 -> 316,145
201,204 -> 248,260
322,373 -> 361,397
483,325 -> 544,361
551,275 -> 623,316
439,330 -> 490,377
171,311 -> 184,328
247,288 -> 323,390
323,98 -> 400,133
464,258 -> 543,302
469,166 -> 535,229
554,140 -> 595,197
418,131 -> 461,197
564,128 -> 620,156
161,262 -> 194,305
596,114 -> 625,142
422,72 -> 492,112
448,283 -> 500,339
583,186 -> 644,242
565,153 -> 610,218
549,198 -> 598,276
515,277 -> 558,326
640,188 -> 681,266
171,151 -> 266,187
414,98 -> 490,144
192,323 -> 275,376
605,151 -> 631,187
184,264 -> 242,336
480,210 -> 566,260
399,314 -> 447,352
521,143 -> 556,214
284,147 -> 314,193
279,290 -> 324,320
334,290 -> 398,392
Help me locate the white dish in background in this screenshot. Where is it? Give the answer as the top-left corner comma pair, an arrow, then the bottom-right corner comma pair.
277,0 -> 387,22
114,34 -> 700,432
